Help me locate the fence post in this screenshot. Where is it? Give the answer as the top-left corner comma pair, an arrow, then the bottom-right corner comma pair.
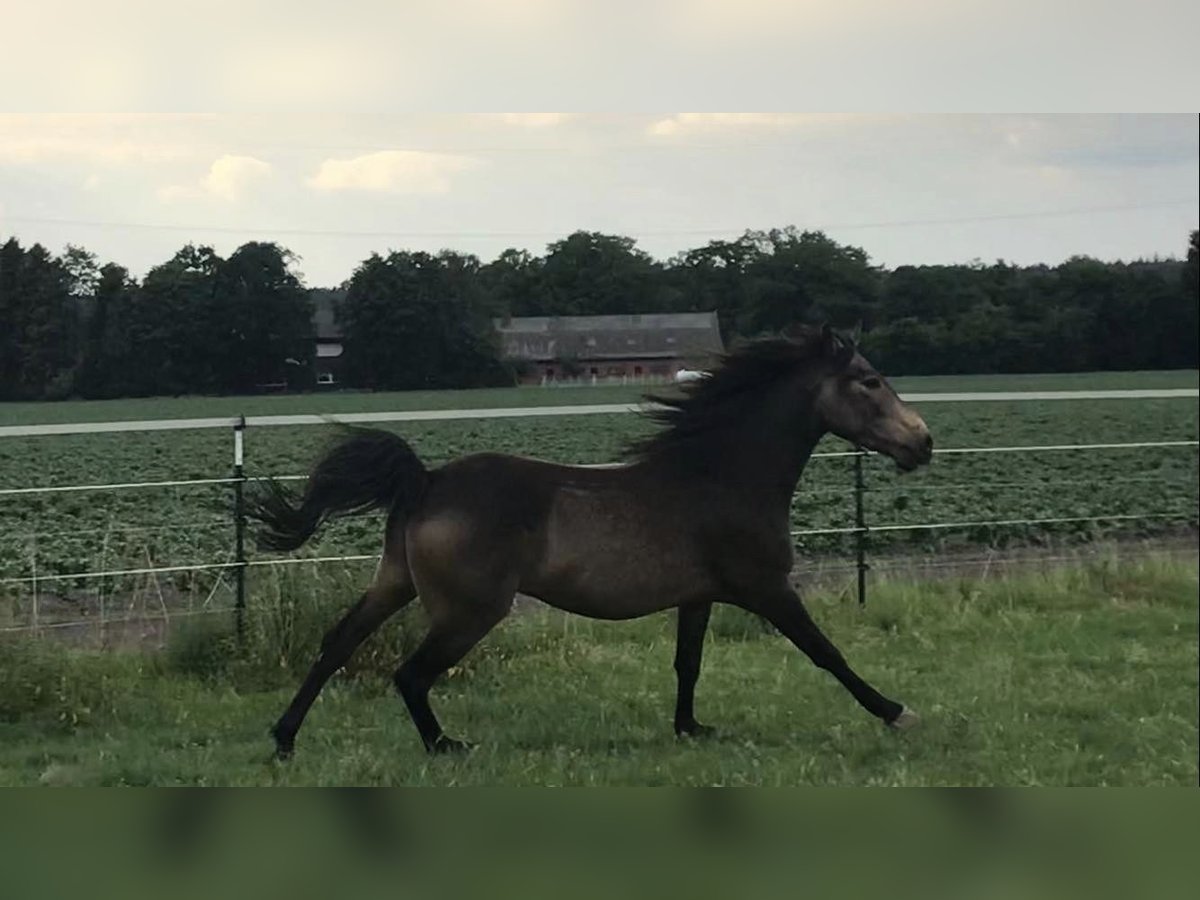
233,416 -> 247,642
29,534 -> 39,634
854,448 -> 869,606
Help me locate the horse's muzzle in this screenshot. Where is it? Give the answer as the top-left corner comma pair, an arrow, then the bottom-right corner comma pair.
890,431 -> 933,472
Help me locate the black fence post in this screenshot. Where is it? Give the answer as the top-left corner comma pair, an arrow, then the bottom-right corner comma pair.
233,416 -> 247,642
854,448 -> 869,606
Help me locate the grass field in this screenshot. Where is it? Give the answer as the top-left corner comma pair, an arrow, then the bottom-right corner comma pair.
1,554 -> 1195,786
0,369 -> 1196,426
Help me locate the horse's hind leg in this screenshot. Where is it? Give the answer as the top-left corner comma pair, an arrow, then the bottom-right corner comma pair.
271,560 -> 415,759
674,602 -> 716,737
393,594 -> 509,754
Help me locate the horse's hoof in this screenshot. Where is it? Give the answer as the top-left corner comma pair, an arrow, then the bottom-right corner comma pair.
270,724 -> 295,761
430,735 -> 474,755
676,722 -> 717,739
888,706 -> 921,731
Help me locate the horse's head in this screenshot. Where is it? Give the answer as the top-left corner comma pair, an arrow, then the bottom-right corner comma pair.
812,326 -> 933,472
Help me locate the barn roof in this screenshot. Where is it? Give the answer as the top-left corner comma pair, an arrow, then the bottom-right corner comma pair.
494,312 -> 723,362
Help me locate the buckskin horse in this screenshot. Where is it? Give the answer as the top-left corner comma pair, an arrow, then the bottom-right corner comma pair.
250,325 -> 933,758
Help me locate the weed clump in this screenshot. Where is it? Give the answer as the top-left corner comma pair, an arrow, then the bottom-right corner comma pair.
164,617 -> 238,683
0,638 -> 153,728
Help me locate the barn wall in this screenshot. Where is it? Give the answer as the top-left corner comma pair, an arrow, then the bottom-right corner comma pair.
518,357 -> 684,385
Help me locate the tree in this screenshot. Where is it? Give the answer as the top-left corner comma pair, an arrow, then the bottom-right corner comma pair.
664,236 -> 757,340
880,265 -> 979,323
59,245 -> 101,386
61,244 -> 100,300
2,225 -> 1196,399
0,239 -> 74,399
110,242 -> 316,396
212,242 -> 314,393
540,231 -> 663,316
861,317 -> 947,375
1170,230 -> 1200,368
77,263 -> 136,398
125,244 -> 224,395
340,250 -> 507,390
1185,231 -> 1199,299
480,248 -> 548,318
0,237 -> 24,396
739,228 -> 880,336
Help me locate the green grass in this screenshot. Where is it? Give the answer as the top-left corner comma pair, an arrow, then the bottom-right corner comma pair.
888,369 -> 1198,393
0,385 -> 649,426
1,556 -> 1195,786
0,369 -> 1195,426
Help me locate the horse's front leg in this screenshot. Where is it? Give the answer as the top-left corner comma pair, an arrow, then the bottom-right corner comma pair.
740,585 -> 918,730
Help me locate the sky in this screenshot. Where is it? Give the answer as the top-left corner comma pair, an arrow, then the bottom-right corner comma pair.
1,114 -> 1196,287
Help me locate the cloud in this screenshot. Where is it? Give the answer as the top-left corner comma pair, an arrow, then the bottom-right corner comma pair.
202,155 -> 272,200
648,114 -> 793,137
646,113 -> 867,137
991,115 -> 1199,170
0,120 -> 199,166
158,154 -> 272,203
494,113 -> 574,128
305,150 -> 482,194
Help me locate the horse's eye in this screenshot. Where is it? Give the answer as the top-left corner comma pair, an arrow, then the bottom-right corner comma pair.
861,377 -> 882,390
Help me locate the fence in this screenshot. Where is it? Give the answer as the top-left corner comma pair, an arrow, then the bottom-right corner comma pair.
1,392 -> 1197,637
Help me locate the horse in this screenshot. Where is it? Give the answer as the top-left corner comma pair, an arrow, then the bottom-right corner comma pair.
249,325 -> 933,758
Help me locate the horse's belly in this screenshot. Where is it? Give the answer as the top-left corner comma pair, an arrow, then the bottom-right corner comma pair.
518,485 -> 714,618
523,537 -> 709,620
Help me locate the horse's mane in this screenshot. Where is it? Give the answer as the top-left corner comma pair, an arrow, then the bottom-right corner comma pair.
625,324 -> 849,461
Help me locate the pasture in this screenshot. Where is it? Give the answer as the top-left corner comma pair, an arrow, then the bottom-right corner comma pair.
0,554 -> 1195,786
0,370 -> 1196,786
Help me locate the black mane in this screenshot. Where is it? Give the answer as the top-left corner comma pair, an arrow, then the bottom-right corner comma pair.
625,325 -> 849,461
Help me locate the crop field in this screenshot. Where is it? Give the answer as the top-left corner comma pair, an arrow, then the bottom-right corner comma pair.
1,371 -> 1197,622
0,370 -> 1198,638
0,554 -> 1195,786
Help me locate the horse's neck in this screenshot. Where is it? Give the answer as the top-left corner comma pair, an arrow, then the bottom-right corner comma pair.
678,403 -> 823,509
727,420 -> 821,504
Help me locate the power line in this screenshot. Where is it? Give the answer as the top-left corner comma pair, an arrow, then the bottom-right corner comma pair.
2,200 -> 1193,241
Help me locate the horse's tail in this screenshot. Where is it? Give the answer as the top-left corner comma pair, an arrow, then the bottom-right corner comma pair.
248,427 -> 429,552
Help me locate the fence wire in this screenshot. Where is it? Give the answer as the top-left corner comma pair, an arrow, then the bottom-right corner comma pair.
1,433 -> 1196,629
2,542 -> 1194,637
3,438 -> 1195,498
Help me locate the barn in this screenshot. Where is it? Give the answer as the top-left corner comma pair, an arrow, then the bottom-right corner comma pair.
494,312 -> 724,384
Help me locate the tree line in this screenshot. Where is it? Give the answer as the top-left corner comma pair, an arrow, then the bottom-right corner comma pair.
1,227 -> 1196,400
0,240 -> 314,400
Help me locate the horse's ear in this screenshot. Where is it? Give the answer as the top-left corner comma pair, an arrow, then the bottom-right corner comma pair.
821,323 -> 855,366
781,321 -> 807,340
849,321 -> 863,347
820,323 -> 837,355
